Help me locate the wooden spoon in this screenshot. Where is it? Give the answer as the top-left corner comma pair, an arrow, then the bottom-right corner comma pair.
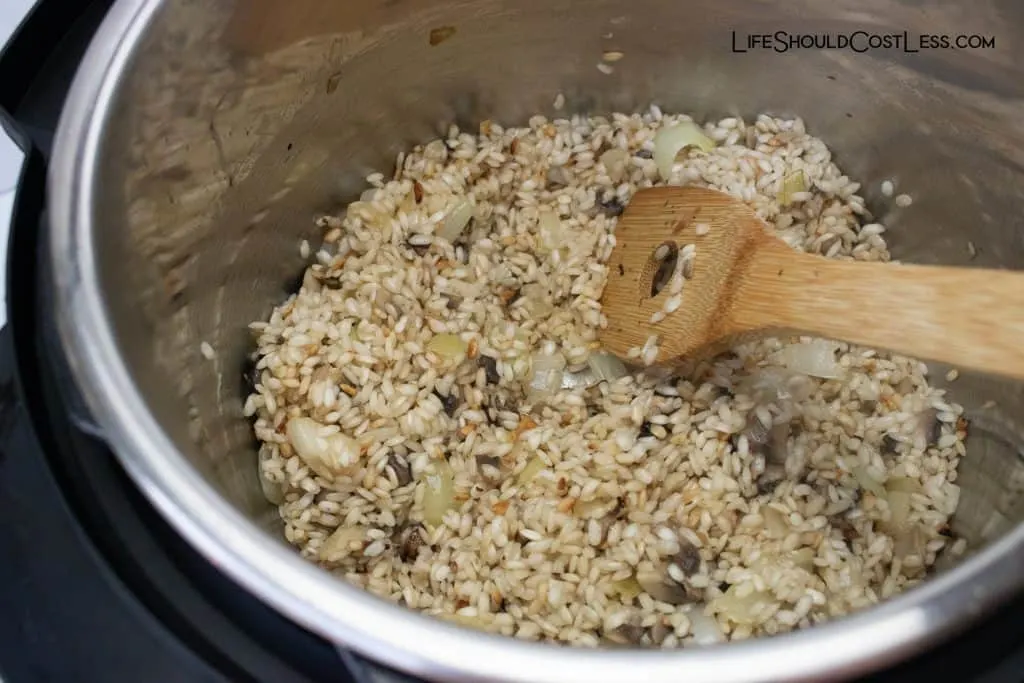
599,185 -> 1024,379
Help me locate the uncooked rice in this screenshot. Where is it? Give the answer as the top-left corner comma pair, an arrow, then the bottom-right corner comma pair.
246,108 -> 966,648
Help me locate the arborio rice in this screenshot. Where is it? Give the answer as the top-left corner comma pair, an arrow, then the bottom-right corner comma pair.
246,108 -> 967,647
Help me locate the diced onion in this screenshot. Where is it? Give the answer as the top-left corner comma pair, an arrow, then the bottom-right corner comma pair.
437,198 -> 474,242
560,366 -> 599,390
884,477 -> 922,532
320,525 -> 368,562
538,211 -> 567,253
422,459 -> 456,526
599,148 -> 629,183
892,525 -> 926,560
685,605 -> 726,645
885,476 -> 923,495
546,165 -> 574,187
516,456 -> 547,485
653,122 -> 715,179
715,585 -> 773,625
851,465 -> 887,498
519,283 -> 555,317
587,352 -> 629,382
427,333 -> 468,361
762,506 -> 790,539
528,351 -> 566,399
286,417 -> 361,481
611,577 -> 643,602
884,490 -> 912,531
789,547 -> 817,572
778,339 -> 843,379
777,169 -> 808,206
739,368 -> 814,404
574,498 -> 614,518
260,476 -> 284,505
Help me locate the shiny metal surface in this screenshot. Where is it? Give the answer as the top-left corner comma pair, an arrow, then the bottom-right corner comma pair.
49,0 -> 1024,680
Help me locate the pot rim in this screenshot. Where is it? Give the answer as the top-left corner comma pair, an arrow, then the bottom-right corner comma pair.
48,1 -> 1024,681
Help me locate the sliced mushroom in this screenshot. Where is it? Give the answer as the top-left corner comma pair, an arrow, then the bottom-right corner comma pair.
649,619 -> 672,646
396,523 -> 426,562
388,453 -> 413,487
917,408 -> 942,447
766,422 -> 792,466
479,355 -> 501,384
756,463 -> 787,495
598,196 -> 626,217
672,540 -> 703,577
605,622 -> 646,646
434,389 -> 459,417
636,566 -> 693,605
546,165 -> 574,188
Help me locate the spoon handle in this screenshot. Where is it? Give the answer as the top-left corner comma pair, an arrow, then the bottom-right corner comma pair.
730,238 -> 1024,379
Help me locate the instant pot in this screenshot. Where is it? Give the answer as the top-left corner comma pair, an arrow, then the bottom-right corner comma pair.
1,1 -> 1023,681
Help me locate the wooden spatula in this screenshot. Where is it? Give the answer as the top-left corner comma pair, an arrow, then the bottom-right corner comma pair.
599,185 -> 1024,379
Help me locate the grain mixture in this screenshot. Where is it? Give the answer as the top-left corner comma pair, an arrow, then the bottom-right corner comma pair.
246,108 -> 966,647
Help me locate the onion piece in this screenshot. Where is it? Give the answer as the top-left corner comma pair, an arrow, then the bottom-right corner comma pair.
518,283 -> 555,317
422,459 -> 456,526
599,148 -> 629,183
777,339 -> 843,379
528,351 -> 567,399
437,198 -> 474,242
715,585 -> 773,626
260,476 -> 284,505
653,122 -> 715,179
516,456 -> 547,485
739,367 -> 814,404
286,417 -> 361,481
883,477 -> 922,532
587,352 -> 629,383
892,525 -> 927,560
777,169 -> 808,206
685,605 -> 726,645
851,465 -> 887,499
884,490 -> 913,531
762,506 -> 790,538
886,476 -> 923,495
427,334 -> 468,361
575,498 -> 614,518
560,366 -> 598,390
789,547 -> 817,572
537,211 -> 567,254
320,525 -> 368,562
611,577 -> 643,602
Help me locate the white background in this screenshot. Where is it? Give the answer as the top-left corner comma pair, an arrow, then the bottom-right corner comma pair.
1,0 -> 45,326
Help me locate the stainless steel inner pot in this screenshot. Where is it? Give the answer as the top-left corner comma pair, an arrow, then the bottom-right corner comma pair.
49,0 -> 1024,680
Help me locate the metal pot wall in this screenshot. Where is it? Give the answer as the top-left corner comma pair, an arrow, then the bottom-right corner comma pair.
48,0 -> 1024,680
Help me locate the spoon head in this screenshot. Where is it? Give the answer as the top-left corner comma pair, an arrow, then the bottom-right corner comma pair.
598,185 -> 767,365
